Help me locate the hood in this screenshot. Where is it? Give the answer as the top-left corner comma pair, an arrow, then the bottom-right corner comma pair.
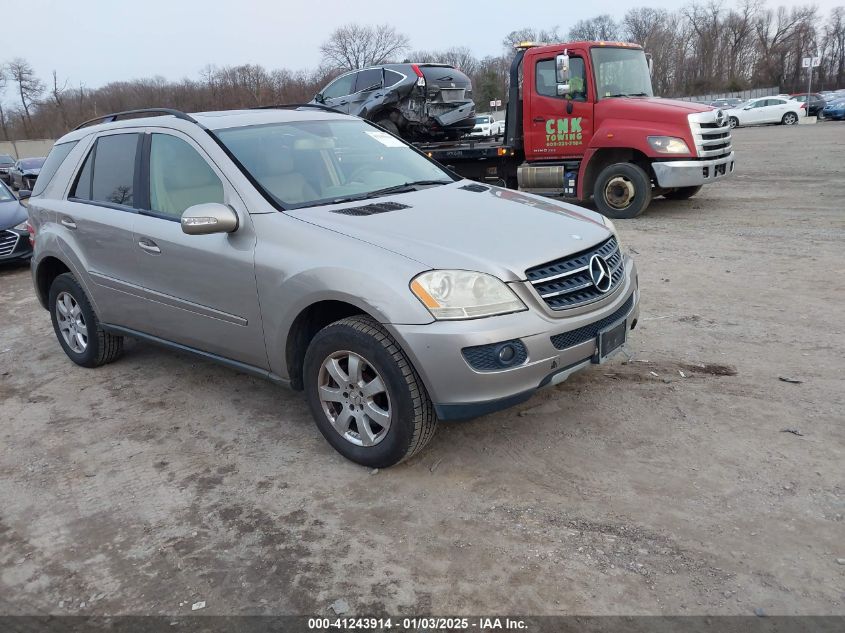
286,182 -> 611,282
596,96 -> 712,124
0,199 -> 26,230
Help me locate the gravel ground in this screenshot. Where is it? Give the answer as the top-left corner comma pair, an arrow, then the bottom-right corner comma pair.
0,124 -> 843,617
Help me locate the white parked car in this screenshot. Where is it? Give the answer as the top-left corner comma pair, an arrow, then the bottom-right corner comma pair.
468,115 -> 505,138
725,97 -> 806,128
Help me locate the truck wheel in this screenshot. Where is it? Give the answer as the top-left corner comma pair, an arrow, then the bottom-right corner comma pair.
663,185 -> 702,200
593,163 -> 652,219
49,272 -> 123,368
375,118 -> 399,135
303,315 -> 437,468
782,112 -> 799,125
729,117 -> 739,129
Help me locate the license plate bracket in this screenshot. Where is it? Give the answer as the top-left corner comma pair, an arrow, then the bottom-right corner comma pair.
594,319 -> 627,363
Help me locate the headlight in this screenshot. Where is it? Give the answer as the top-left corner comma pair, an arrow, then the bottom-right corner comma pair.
13,221 -> 28,231
410,270 -> 526,320
601,216 -> 623,248
647,136 -> 690,154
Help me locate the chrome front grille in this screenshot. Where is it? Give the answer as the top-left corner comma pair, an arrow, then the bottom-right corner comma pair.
526,237 -> 624,310
0,230 -> 19,256
689,110 -> 733,159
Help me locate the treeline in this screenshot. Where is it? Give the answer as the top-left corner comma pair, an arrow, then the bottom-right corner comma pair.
1,0 -> 844,141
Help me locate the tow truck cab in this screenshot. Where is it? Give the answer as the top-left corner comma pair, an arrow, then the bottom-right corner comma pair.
424,41 -> 735,218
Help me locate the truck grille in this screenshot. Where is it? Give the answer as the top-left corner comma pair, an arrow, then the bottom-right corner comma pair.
689,111 -> 733,159
525,237 -> 624,310
0,230 -> 20,256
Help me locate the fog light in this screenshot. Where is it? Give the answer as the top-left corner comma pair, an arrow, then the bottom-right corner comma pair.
498,344 -> 516,363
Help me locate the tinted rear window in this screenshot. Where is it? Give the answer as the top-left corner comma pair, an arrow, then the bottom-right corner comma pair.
32,141 -> 78,196
20,158 -> 45,169
71,134 -> 140,207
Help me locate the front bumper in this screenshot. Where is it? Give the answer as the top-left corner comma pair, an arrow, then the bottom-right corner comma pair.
652,152 -> 736,188
0,229 -> 32,262
388,258 -> 639,420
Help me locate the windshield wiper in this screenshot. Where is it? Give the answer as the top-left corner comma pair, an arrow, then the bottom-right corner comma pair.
606,92 -> 650,98
329,180 -> 452,204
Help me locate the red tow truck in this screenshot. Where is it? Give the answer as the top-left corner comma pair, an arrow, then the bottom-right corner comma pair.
417,41 -> 736,218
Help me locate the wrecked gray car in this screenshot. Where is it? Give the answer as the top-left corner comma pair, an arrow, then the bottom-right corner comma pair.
312,63 -> 476,140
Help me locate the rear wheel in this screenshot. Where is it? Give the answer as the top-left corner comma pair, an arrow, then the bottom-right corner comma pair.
303,316 -> 436,468
663,185 -> 702,200
593,162 -> 652,219
48,272 -> 123,368
782,112 -> 799,125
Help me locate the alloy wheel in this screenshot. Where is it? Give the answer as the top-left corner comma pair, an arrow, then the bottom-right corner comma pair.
317,350 -> 391,447
55,291 -> 88,353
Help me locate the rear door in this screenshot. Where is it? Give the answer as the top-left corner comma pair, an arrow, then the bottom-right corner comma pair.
129,130 -> 267,368
525,53 -> 593,160
61,131 -> 147,325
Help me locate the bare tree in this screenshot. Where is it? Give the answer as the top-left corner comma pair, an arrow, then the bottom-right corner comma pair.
51,71 -> 71,131
7,58 -> 44,133
502,27 -> 562,55
568,15 -> 621,41
320,24 -> 410,70
406,47 -> 479,74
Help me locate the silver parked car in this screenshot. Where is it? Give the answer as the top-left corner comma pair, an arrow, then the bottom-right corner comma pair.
28,107 -> 640,467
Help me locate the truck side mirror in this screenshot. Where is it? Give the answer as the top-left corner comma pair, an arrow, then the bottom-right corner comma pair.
555,52 -> 570,83
646,54 -> 654,76
556,83 -> 571,96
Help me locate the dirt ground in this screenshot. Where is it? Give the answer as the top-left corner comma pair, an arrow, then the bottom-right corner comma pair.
1,124 -> 843,618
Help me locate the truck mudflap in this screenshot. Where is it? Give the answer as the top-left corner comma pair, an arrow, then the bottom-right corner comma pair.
433,102 -> 475,127
652,152 -> 736,188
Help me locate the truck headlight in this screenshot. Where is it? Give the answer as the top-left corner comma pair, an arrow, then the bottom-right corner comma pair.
647,136 -> 690,154
410,270 -> 526,320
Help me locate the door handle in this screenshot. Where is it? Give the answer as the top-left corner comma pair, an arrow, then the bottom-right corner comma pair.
61,217 -> 77,229
137,239 -> 161,255
532,116 -> 546,123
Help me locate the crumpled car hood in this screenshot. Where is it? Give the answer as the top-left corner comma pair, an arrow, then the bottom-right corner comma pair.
287,183 -> 612,282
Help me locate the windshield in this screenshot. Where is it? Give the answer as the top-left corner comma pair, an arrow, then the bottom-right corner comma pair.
591,47 -> 653,100
0,181 -> 14,202
20,158 -> 45,169
0,155 -> 13,166
215,119 -> 453,209
475,116 -> 490,124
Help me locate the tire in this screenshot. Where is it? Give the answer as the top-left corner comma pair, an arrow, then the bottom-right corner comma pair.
663,185 -> 702,200
782,112 -> 799,125
303,315 -> 436,468
375,118 -> 399,135
48,272 -> 123,368
817,110 -> 825,121
729,116 -> 739,129
593,162 -> 652,219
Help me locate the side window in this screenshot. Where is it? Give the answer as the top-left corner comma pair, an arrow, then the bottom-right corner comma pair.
149,134 -> 223,219
322,73 -> 356,99
355,69 -> 382,93
32,141 -> 78,196
384,70 -> 403,87
536,58 -> 587,100
71,133 -> 140,207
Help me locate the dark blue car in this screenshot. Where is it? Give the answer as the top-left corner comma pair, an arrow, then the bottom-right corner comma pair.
822,98 -> 845,120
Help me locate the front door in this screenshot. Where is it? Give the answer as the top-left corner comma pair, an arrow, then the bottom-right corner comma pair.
320,72 -> 358,114
525,54 -> 593,161
129,131 -> 268,369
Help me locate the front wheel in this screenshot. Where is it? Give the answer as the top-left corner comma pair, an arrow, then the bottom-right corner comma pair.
663,185 -> 702,200
782,112 -> 799,125
593,162 -> 652,219
729,116 -> 739,129
303,315 -> 437,467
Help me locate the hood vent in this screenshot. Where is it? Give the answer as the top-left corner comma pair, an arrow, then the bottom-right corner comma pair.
331,201 -> 410,216
458,183 -> 489,193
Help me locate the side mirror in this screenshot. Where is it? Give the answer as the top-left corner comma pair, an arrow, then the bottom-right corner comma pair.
314,93 -> 325,104
17,189 -> 31,200
646,54 -> 654,76
555,52 -> 570,83
556,83 -> 571,96
181,202 -> 239,235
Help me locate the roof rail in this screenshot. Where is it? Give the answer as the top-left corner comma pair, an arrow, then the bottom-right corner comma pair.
73,108 -> 199,131
252,103 -> 343,114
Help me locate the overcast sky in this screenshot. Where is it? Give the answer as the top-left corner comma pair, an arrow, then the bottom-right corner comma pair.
8,0 -> 843,91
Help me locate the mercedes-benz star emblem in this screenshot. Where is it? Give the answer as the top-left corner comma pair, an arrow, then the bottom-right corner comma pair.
589,255 -> 613,293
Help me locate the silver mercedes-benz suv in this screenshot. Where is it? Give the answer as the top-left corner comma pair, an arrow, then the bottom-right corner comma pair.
26,106 -> 640,467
